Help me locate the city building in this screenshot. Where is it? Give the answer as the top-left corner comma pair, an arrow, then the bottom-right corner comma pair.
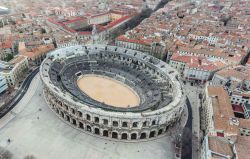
0,55 -> 29,86
212,66 -> 250,118
20,43 -> 55,65
202,85 -> 239,140
0,39 -> 14,60
169,52 -> 227,83
47,10 -> 137,44
233,136 -> 250,159
201,135 -> 234,159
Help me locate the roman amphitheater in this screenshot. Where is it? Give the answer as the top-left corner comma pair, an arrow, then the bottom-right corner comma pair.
40,44 -> 186,141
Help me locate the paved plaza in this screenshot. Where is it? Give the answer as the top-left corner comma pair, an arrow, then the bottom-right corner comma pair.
0,74 -> 175,159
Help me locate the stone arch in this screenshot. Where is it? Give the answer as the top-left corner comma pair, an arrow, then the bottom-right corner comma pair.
79,122 -> 84,129
66,115 -> 70,122
72,118 -> 77,126
94,117 -> 99,123
158,129 -> 163,135
131,133 -> 137,140
142,121 -> 148,127
112,132 -> 118,139
140,132 -> 147,139
94,127 -> 100,135
121,133 -> 128,140
86,125 -> 92,132
78,111 -> 82,117
86,114 -> 91,121
103,130 -> 108,137
165,125 -> 169,131
71,108 -> 75,114
152,120 -> 156,126
122,122 -> 128,127
149,130 -> 156,138
61,112 -> 64,118
113,121 -> 118,127
103,119 -> 108,125
132,122 -> 138,128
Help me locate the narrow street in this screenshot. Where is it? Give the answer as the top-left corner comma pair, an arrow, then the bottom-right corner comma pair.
184,82 -> 203,159
0,67 -> 39,118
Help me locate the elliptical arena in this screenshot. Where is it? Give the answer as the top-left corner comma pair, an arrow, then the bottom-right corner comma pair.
40,45 -> 185,141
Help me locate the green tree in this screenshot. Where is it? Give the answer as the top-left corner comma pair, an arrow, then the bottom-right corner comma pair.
41,28 -> 46,34
4,54 -> 14,62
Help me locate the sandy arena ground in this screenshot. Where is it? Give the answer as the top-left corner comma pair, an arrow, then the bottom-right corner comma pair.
77,75 -> 140,108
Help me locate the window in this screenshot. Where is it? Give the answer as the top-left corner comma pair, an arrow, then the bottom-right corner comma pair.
132,122 -> 138,128
152,120 -> 156,126
94,117 -> 99,123
71,108 -> 75,114
113,121 -> 118,127
86,114 -> 91,121
103,119 -> 108,125
78,111 -> 83,117
122,122 -> 128,127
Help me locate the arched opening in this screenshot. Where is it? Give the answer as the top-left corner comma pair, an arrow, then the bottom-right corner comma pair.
112,132 -> 118,139
121,133 -> 128,140
149,131 -> 156,138
71,108 -> 75,114
66,115 -> 70,122
61,112 -> 64,118
131,133 -> 137,140
122,122 -> 128,127
94,128 -> 100,135
152,120 -> 156,126
79,122 -> 84,129
65,105 -> 68,110
78,111 -> 82,117
103,130 -> 108,137
165,125 -> 169,131
86,125 -> 92,132
86,114 -> 91,121
132,122 -> 138,128
113,121 -> 118,127
94,117 -> 99,123
142,121 -> 147,127
103,119 -> 108,125
72,119 -> 76,126
158,129 -> 163,135
140,132 -> 147,139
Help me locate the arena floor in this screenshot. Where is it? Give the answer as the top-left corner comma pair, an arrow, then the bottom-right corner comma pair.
0,74 -> 176,159
77,75 -> 140,108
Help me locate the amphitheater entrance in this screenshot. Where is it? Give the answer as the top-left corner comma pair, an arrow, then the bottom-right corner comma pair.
149,131 -> 156,138
86,125 -> 92,132
112,132 -> 118,139
121,133 -> 128,140
131,133 -> 137,140
158,129 -> 163,135
77,75 -> 140,108
79,122 -> 84,129
94,128 -> 100,135
103,130 -> 108,137
140,132 -> 147,139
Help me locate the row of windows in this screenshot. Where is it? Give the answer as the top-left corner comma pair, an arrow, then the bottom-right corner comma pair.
56,108 -> 168,140
55,100 -> 158,128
